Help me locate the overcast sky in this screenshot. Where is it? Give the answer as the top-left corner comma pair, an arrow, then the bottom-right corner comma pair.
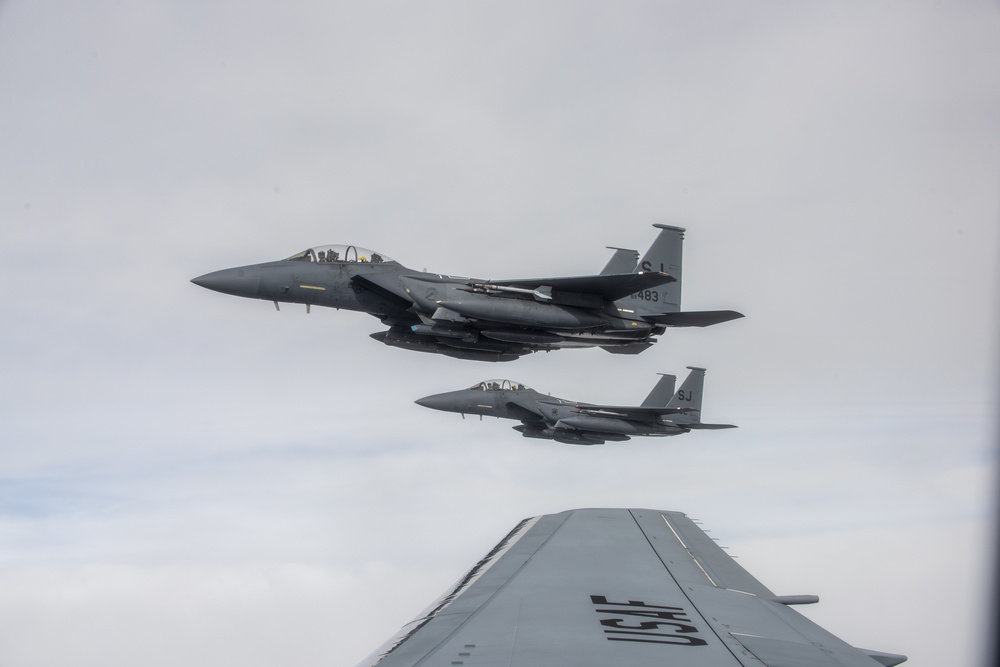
1,2 -> 998,666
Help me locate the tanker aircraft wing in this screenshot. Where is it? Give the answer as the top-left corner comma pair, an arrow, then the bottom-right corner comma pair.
356,508 -> 906,667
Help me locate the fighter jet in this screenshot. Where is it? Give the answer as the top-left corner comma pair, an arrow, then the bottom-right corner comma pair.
356,508 -> 906,667
415,367 -> 735,444
191,224 -> 742,362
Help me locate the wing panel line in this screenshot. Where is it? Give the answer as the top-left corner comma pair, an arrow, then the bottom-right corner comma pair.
629,510 -> 751,667
662,515 -> 720,588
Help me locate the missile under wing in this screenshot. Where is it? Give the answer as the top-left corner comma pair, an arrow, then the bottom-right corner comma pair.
357,508 -> 905,667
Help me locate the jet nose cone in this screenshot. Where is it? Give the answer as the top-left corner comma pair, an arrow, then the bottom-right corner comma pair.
415,393 -> 456,412
191,266 -> 261,298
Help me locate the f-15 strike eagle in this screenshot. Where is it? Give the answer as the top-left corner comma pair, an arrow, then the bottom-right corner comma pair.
416,367 -> 734,444
355,508 -> 907,667
191,224 -> 742,362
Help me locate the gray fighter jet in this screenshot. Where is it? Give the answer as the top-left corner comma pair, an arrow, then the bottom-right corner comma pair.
356,508 -> 906,667
415,367 -> 735,444
191,225 -> 742,361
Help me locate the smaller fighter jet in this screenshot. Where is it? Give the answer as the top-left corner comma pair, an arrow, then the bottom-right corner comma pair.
415,367 -> 735,445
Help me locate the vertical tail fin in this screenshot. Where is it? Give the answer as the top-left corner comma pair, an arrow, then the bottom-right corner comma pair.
615,225 -> 743,327
600,247 -> 639,275
635,224 -> 684,310
666,366 -> 705,420
640,373 -> 677,407
613,224 -> 685,314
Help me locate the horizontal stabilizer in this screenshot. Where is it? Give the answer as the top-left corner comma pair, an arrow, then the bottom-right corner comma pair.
684,422 -> 737,430
644,310 -> 744,327
488,272 -> 675,301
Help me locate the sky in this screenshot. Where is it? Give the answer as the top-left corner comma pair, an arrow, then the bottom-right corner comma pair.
1,1 -> 998,666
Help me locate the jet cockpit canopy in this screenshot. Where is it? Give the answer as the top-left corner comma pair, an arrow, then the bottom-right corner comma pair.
469,380 -> 530,392
285,245 -> 394,264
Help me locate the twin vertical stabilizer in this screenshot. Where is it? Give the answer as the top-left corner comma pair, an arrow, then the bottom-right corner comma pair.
606,224 -> 743,328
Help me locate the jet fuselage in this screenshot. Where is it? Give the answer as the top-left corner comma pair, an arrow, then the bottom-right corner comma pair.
192,227 -> 743,361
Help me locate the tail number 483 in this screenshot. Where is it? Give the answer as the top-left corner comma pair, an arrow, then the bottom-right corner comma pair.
630,290 -> 659,302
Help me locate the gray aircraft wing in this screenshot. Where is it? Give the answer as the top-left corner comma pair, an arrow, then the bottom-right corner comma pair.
356,508 -> 905,667
644,310 -> 745,327
483,272 -> 675,302
570,405 -> 737,430
573,403 -> 698,417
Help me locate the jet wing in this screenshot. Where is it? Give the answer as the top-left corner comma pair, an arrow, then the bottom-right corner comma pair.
573,404 -> 697,418
356,508 -> 905,667
486,272 -> 675,302
570,405 -> 738,429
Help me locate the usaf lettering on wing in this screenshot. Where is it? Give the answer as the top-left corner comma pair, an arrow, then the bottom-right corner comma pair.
590,595 -> 708,646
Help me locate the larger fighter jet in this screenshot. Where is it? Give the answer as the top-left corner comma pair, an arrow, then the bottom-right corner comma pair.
416,367 -> 735,445
356,508 -> 906,667
191,225 -> 742,361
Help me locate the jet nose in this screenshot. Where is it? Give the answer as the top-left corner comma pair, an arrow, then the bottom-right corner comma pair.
415,393 -> 457,412
191,266 -> 262,299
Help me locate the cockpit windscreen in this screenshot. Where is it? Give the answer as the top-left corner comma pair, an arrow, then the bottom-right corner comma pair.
469,380 -> 530,392
285,245 -> 393,264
